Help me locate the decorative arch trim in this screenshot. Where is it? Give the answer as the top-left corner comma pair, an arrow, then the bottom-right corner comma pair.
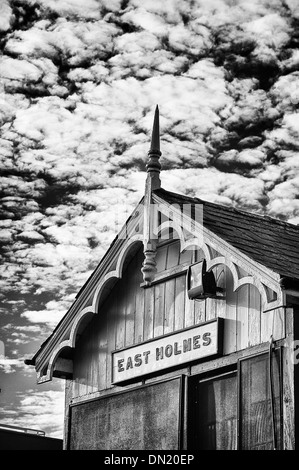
37,340 -> 71,384
69,307 -> 95,348
37,237 -> 144,382
157,219 -> 283,311
92,237 -> 143,312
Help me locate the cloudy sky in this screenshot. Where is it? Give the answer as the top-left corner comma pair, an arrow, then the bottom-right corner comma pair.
1,0 -> 299,439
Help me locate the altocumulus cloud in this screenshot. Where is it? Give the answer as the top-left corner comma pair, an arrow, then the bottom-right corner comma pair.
1,389 -> 65,438
1,0 -> 299,437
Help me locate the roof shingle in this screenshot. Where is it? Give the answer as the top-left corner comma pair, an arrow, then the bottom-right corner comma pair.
155,188 -> 299,280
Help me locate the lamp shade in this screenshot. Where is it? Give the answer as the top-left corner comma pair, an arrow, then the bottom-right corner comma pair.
187,259 -> 217,299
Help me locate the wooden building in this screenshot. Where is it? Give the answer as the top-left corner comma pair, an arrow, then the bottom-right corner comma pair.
26,107 -> 299,450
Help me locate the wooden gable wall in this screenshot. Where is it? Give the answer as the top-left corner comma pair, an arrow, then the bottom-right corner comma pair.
71,240 -> 285,399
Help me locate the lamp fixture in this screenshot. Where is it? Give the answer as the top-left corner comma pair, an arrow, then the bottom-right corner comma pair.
187,259 -> 217,300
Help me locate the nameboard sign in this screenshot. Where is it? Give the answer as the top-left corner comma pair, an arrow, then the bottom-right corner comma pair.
112,318 -> 223,384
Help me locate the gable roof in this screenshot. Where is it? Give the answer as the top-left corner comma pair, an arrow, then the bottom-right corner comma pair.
155,188 -> 299,281
26,105 -> 299,381
26,185 -> 299,374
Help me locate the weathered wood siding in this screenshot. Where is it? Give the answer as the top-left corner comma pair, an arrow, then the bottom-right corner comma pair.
72,241 -> 285,398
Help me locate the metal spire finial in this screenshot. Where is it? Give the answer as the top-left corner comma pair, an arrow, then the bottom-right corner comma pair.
149,105 -> 160,154
146,105 -> 161,185
141,105 -> 162,285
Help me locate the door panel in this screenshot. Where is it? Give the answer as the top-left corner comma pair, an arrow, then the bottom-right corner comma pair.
189,371 -> 238,450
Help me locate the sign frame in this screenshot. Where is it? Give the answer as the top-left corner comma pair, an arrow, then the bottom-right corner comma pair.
111,318 -> 223,385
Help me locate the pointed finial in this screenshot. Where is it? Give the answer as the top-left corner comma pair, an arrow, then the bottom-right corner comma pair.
149,105 -> 160,154
146,105 -> 161,189
141,105 -> 162,285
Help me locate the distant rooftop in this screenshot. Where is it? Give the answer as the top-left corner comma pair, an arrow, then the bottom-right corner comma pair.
0,423 -> 45,436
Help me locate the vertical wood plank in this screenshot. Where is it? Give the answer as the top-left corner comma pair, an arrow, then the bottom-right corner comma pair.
74,341 -> 84,397
206,297 -> 217,321
179,248 -> 193,266
283,310 -> 295,449
248,284 -> 261,346
87,323 -> 96,394
236,285 -> 249,351
78,342 -> 87,397
135,285 -> 145,344
205,267 -> 217,321
64,379 -> 72,449
194,299 -> 206,324
73,345 -> 80,397
182,375 -> 188,451
273,307 -> 285,341
261,309 -> 274,343
185,296 -> 194,328
92,324 -> 100,393
93,333 -> 100,394
125,258 -> 136,347
106,295 -> 116,388
98,313 -> 108,392
215,266 -> 226,319
283,346 -> 295,450
77,330 -> 89,397
84,332 -> 91,395
72,373 -> 79,398
134,247 -> 145,344
77,356 -> 84,397
260,297 -> 285,342
72,359 -> 79,398
166,241 -> 180,269
143,286 -> 154,341
155,245 -> 168,272
174,274 -> 186,331
115,278 -> 126,350
164,278 -> 175,334
223,266 -> 237,354
154,282 -> 165,337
